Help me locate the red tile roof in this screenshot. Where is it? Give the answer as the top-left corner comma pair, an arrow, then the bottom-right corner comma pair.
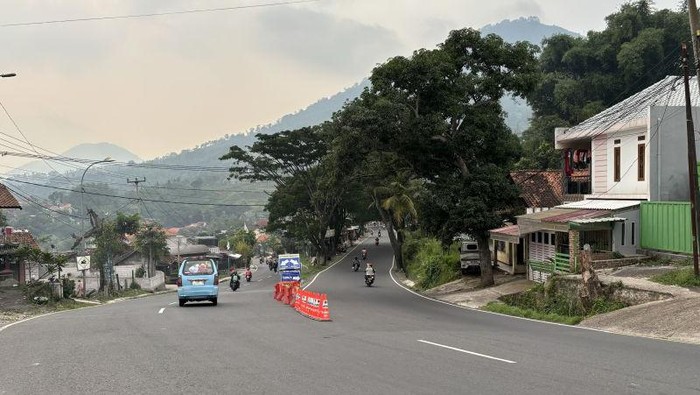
0,184 -> 21,209
3,231 -> 39,248
510,171 -> 563,209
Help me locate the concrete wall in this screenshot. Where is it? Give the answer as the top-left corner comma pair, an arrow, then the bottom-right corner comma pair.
649,106 -> 700,201
612,207 -> 641,256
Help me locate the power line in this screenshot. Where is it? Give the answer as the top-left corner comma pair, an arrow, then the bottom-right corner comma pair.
0,0 -> 320,28
0,176 -> 266,207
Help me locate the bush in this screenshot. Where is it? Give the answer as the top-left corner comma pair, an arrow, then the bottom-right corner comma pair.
62,278 -> 75,298
135,267 -> 146,278
403,235 -> 460,289
23,282 -> 56,303
129,280 -> 141,290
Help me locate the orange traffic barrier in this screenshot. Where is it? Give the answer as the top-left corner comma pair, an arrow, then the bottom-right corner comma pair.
274,282 -> 283,301
294,288 -> 331,321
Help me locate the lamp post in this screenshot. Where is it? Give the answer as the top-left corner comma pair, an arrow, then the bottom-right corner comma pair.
80,158 -> 114,292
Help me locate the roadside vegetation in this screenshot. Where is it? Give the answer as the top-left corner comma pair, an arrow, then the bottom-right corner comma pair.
403,233 -> 460,290
651,267 -> 700,288
483,279 -> 628,325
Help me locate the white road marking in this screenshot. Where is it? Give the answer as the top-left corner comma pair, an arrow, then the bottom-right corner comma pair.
32,363 -> 40,366
158,308 -> 165,314
303,240 -> 365,290
169,301 -> 177,305
417,339 -> 516,364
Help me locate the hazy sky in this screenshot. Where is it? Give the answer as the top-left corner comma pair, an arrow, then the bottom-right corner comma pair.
0,0 -> 682,168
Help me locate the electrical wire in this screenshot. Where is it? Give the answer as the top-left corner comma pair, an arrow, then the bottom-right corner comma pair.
0,176 -> 266,207
0,0 -> 320,28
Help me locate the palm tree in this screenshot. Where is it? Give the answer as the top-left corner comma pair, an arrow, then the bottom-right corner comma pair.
372,176 -> 421,272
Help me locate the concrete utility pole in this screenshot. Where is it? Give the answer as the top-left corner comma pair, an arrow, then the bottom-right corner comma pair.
127,177 -> 146,216
681,43 -> 700,277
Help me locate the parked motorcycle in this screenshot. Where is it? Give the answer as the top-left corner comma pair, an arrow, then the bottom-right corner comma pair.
365,274 -> 375,287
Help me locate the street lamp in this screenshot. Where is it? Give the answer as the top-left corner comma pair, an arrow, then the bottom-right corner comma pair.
80,157 -> 114,240
80,157 -> 114,294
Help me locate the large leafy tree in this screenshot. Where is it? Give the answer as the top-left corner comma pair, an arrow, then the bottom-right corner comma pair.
220,126 -> 352,263
521,1 -> 689,169
365,28 -> 539,286
92,213 -> 139,292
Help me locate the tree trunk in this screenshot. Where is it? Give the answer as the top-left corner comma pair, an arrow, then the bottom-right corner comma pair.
579,244 -> 602,310
475,234 -> 494,287
372,193 -> 405,271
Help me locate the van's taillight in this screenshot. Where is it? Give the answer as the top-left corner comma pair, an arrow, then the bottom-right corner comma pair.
177,276 -> 182,287
214,275 -> 219,285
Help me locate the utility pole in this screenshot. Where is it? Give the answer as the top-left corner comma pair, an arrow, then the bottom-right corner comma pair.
682,43 -> 700,277
127,177 -> 146,216
689,0 -> 700,91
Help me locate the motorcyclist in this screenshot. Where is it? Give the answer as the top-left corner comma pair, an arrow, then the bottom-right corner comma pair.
352,256 -> 360,269
375,237 -> 379,245
378,230 -> 381,238
361,248 -> 368,260
245,266 -> 252,280
230,269 -> 241,290
365,263 -> 375,282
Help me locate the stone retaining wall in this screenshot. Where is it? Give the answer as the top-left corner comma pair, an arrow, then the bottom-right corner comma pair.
592,256 -> 649,270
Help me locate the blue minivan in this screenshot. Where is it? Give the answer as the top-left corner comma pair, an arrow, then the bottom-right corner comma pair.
177,258 -> 219,306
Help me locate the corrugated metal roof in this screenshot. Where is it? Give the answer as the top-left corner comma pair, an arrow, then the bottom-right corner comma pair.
543,209 -> 609,223
571,217 -> 627,224
556,75 -> 692,143
557,199 -> 641,210
490,224 -> 520,236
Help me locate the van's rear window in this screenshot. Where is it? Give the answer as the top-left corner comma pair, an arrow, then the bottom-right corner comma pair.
182,260 -> 214,275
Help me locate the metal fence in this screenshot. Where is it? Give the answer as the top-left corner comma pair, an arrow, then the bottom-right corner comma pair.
640,201 -> 692,254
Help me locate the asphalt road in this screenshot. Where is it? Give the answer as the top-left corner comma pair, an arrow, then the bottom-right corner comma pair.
1,237 -> 700,394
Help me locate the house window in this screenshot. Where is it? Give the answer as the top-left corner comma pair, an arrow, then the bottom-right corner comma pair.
614,146 -> 621,182
531,233 -> 536,242
544,233 -> 549,245
631,222 -> 635,245
638,135 -> 646,141
537,232 -> 542,243
621,222 -> 626,246
638,144 -> 645,181
497,241 -> 506,252
551,233 -> 556,246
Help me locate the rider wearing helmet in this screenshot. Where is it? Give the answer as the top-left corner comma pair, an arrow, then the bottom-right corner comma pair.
365,262 -> 375,281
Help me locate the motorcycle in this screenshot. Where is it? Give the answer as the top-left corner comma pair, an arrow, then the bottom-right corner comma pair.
245,270 -> 252,282
352,261 -> 360,272
365,274 -> 375,287
361,250 -> 368,260
229,275 -> 240,291
375,237 -> 379,246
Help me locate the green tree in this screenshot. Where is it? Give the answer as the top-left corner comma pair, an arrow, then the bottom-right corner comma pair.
92,213 -> 139,293
366,28 -> 539,286
134,222 -> 168,277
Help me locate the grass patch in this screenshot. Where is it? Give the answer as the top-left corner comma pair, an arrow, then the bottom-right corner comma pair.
489,279 -> 629,324
483,302 -> 582,325
94,288 -> 150,303
651,267 -> 700,287
301,263 -> 325,282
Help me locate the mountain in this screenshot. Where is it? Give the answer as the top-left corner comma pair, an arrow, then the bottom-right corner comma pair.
481,16 -> 580,134
14,142 -> 141,175
481,16 -> 581,45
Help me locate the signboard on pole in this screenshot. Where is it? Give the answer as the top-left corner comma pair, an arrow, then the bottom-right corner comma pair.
76,256 -> 91,271
278,254 -> 301,270
281,270 -> 301,282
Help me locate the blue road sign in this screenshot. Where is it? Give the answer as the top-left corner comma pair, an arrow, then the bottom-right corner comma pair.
281,270 -> 301,282
278,254 -> 302,270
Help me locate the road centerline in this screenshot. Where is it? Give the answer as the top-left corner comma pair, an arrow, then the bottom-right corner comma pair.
417,339 -> 516,364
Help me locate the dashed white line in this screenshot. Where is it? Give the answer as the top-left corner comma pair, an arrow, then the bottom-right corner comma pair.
158,308 -> 165,314
168,301 -> 177,306
417,339 -> 516,364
